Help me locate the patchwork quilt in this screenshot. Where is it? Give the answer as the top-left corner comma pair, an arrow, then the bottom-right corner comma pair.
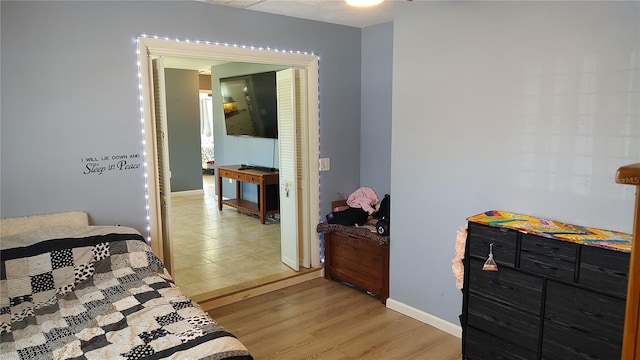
0,226 -> 252,360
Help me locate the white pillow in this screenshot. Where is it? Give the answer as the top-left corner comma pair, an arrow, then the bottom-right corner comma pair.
0,211 -> 89,237
1,225 -> 141,250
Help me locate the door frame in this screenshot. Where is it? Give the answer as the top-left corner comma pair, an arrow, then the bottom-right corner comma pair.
137,36 -> 320,269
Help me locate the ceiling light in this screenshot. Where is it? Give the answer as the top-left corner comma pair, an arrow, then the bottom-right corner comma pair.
346,0 -> 384,7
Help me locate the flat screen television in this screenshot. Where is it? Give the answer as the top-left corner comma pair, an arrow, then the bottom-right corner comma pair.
220,71 -> 278,139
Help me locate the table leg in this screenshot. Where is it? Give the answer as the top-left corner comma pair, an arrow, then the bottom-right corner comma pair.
217,170 -> 223,211
259,184 -> 266,224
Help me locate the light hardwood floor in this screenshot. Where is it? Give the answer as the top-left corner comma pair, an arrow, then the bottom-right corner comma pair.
170,174 -> 303,299
209,278 -> 462,360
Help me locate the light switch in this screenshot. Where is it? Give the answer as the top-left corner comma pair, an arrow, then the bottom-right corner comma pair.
319,158 -> 330,171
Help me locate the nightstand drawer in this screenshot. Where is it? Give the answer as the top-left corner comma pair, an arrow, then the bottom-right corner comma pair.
468,258 -> 543,314
466,294 -> 539,351
467,222 -> 518,266
520,234 -> 577,281
579,246 -> 629,298
464,325 -> 537,360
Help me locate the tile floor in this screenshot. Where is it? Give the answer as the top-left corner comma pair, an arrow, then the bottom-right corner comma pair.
170,174 -> 299,299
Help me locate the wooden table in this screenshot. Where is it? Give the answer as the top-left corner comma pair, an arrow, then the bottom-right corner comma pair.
216,165 -> 279,224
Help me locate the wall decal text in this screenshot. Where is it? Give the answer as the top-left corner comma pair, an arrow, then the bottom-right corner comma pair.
82,154 -> 141,175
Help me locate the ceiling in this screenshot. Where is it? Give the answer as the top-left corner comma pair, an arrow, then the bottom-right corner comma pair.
163,0 -> 397,73
199,0 -> 397,28
160,57 -> 226,74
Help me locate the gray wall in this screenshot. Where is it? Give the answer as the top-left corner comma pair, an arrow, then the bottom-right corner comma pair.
361,23 -> 393,197
1,1 -> 361,231
165,68 -> 203,192
391,1 -> 639,325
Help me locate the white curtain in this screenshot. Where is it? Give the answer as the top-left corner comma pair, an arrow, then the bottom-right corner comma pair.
200,95 -> 214,164
200,95 -> 212,137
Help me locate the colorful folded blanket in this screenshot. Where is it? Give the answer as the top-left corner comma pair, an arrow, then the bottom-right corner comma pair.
467,210 -> 632,253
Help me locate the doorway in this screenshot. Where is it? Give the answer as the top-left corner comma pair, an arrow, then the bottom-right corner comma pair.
163,66 -> 296,297
137,36 -> 321,300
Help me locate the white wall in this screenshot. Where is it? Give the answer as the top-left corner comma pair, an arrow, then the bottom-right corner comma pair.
391,1 -> 639,325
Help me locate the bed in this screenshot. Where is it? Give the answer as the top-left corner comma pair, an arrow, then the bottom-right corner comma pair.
0,212 -> 252,360
201,138 -> 215,174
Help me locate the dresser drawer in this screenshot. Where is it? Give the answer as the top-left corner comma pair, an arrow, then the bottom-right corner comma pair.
520,234 -> 577,281
467,258 -> 543,314
579,246 -> 629,298
467,222 -> 518,266
542,320 -> 622,360
466,294 -> 539,352
544,281 -> 625,347
464,325 -> 537,360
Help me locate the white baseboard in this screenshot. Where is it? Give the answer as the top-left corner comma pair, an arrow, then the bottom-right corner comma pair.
386,298 -> 462,338
171,189 -> 205,197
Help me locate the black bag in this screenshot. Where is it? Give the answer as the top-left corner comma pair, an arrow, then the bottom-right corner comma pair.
376,218 -> 390,236
373,194 -> 390,220
326,207 -> 369,226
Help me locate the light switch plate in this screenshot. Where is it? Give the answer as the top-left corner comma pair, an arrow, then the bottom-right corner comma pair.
319,158 -> 330,171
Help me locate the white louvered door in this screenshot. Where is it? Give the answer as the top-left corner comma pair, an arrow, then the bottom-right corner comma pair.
277,69 -> 299,271
151,58 -> 174,275
295,69 -> 310,268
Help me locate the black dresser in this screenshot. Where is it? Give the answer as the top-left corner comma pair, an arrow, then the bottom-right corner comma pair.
461,211 -> 632,360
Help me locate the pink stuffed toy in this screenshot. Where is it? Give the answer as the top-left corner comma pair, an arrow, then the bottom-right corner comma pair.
346,187 -> 379,215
